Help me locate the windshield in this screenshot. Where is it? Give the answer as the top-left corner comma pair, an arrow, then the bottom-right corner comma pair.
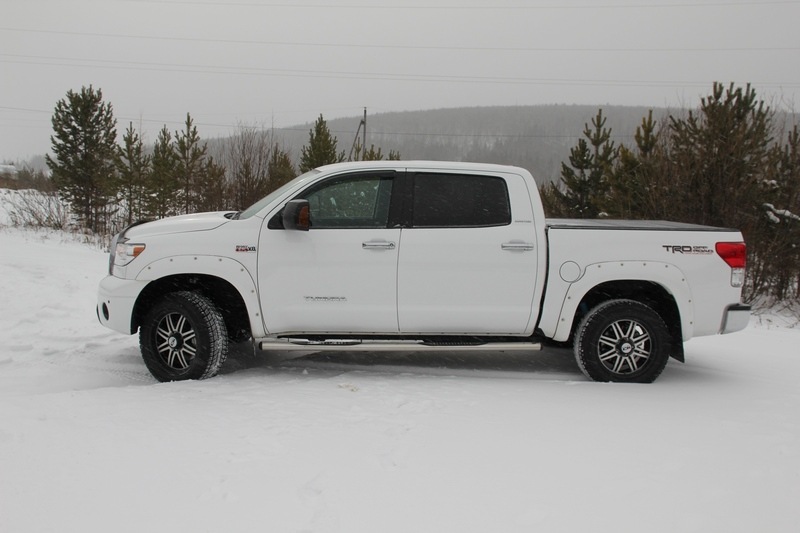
237,170 -> 320,219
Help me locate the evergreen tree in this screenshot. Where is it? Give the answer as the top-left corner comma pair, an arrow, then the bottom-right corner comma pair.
605,110 -> 660,219
115,122 -> 151,226
299,114 -> 345,172
749,125 -> 800,299
551,109 -> 617,218
267,143 -> 296,194
350,142 -> 402,162
664,83 -> 776,300
46,85 -> 117,233
145,126 -> 179,219
194,156 -> 228,213
666,83 -> 772,230
539,181 -> 570,218
174,113 -> 208,214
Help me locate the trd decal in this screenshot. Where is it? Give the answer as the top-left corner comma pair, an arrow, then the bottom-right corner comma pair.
662,245 -> 713,255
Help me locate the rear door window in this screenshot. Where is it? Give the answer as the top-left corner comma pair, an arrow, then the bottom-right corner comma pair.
412,173 -> 511,227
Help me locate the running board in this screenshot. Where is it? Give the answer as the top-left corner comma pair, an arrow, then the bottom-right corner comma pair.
258,338 -> 542,352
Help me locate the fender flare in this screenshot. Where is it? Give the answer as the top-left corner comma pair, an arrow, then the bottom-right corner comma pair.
550,261 -> 694,343
135,254 -> 266,338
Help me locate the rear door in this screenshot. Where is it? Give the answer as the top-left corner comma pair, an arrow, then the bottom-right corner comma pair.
397,171 -> 539,334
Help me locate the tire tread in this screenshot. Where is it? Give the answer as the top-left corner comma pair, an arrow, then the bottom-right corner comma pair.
574,299 -> 671,383
139,291 -> 228,382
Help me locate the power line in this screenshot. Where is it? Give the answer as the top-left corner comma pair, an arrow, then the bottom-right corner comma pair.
3,54 -> 797,89
116,0 -> 800,10
0,105 -> 52,115
2,27 -> 797,54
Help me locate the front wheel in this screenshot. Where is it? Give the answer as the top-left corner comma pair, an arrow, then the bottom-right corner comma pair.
140,291 -> 228,382
574,299 -> 671,383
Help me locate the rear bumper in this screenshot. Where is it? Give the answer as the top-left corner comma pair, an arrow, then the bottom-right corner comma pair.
720,303 -> 751,334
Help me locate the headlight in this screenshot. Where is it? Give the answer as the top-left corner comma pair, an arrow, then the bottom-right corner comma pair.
113,239 -> 146,271
109,220 -> 152,276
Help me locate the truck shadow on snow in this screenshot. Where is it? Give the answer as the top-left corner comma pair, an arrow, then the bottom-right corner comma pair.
221,342 -> 587,381
219,342 -> 722,384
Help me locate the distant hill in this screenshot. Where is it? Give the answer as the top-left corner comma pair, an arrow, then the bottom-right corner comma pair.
268,105 -> 673,184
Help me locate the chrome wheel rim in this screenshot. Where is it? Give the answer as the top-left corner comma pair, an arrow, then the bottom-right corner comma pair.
155,312 -> 197,370
597,319 -> 651,375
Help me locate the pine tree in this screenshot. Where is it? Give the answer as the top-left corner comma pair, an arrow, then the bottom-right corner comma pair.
194,156 -> 228,213
551,109 -> 617,218
667,83 -> 772,229
145,126 -> 179,219
749,125 -> 800,299
115,122 -> 151,226
350,142 -> 401,162
299,115 -> 345,172
605,110 -> 660,219
557,137 -> 595,217
46,85 -> 117,233
267,143 -> 296,194
174,113 -> 208,214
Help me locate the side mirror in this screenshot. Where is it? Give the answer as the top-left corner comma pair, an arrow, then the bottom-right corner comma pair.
282,199 -> 311,231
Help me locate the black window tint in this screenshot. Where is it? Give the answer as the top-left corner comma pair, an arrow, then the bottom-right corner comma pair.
303,174 -> 393,229
412,174 -> 511,227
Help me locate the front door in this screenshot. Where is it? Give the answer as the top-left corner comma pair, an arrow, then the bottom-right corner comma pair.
258,171 -> 400,335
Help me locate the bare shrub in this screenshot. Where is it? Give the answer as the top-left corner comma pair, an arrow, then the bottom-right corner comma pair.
1,189 -> 72,230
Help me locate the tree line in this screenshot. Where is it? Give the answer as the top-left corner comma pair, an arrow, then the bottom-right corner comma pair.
542,82 -> 799,302
45,86 -> 396,236
30,83 -> 800,303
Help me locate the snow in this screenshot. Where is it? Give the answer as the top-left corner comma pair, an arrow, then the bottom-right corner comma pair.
764,202 -> 800,223
1,225 -> 799,533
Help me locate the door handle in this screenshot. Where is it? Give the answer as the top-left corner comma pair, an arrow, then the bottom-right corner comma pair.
362,241 -> 396,250
501,241 -> 534,252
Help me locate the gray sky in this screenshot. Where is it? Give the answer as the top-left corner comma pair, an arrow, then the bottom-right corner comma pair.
2,0 -> 799,161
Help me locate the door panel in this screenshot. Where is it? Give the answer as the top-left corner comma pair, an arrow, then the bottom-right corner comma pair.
259,228 -> 400,334
258,172 -> 400,335
397,173 -> 538,334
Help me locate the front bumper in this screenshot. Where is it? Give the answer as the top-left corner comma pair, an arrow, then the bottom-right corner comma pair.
96,275 -> 149,335
720,303 -> 751,334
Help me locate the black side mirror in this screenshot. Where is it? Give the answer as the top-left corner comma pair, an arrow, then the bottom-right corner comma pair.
282,199 -> 311,231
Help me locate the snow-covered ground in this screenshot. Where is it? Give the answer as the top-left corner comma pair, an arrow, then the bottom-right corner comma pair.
1,225 -> 798,533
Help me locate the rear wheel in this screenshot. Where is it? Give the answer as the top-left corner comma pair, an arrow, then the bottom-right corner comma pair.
574,299 -> 671,383
140,291 -> 228,382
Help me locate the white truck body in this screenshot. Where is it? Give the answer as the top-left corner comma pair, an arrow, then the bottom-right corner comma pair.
97,161 -> 750,383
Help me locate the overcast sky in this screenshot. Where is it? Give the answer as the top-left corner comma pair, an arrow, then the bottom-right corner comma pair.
2,0 -> 799,161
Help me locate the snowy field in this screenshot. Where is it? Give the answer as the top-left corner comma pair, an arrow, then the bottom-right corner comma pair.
1,225 -> 798,533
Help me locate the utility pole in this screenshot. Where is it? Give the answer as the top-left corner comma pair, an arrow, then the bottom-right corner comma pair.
348,107 -> 368,161
361,107 -> 367,161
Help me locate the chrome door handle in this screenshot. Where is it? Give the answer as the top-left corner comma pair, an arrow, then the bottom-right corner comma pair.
362,241 -> 396,250
501,241 -> 534,252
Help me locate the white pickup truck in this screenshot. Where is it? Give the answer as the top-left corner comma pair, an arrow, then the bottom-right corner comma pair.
97,161 -> 750,383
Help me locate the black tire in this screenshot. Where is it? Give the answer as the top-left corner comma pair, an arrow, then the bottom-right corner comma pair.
139,291 -> 228,382
574,299 -> 671,383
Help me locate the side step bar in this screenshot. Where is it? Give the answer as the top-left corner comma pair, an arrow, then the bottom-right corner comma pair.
259,338 -> 542,352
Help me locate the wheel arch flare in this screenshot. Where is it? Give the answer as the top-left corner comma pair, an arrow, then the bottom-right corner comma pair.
132,255 -> 264,339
